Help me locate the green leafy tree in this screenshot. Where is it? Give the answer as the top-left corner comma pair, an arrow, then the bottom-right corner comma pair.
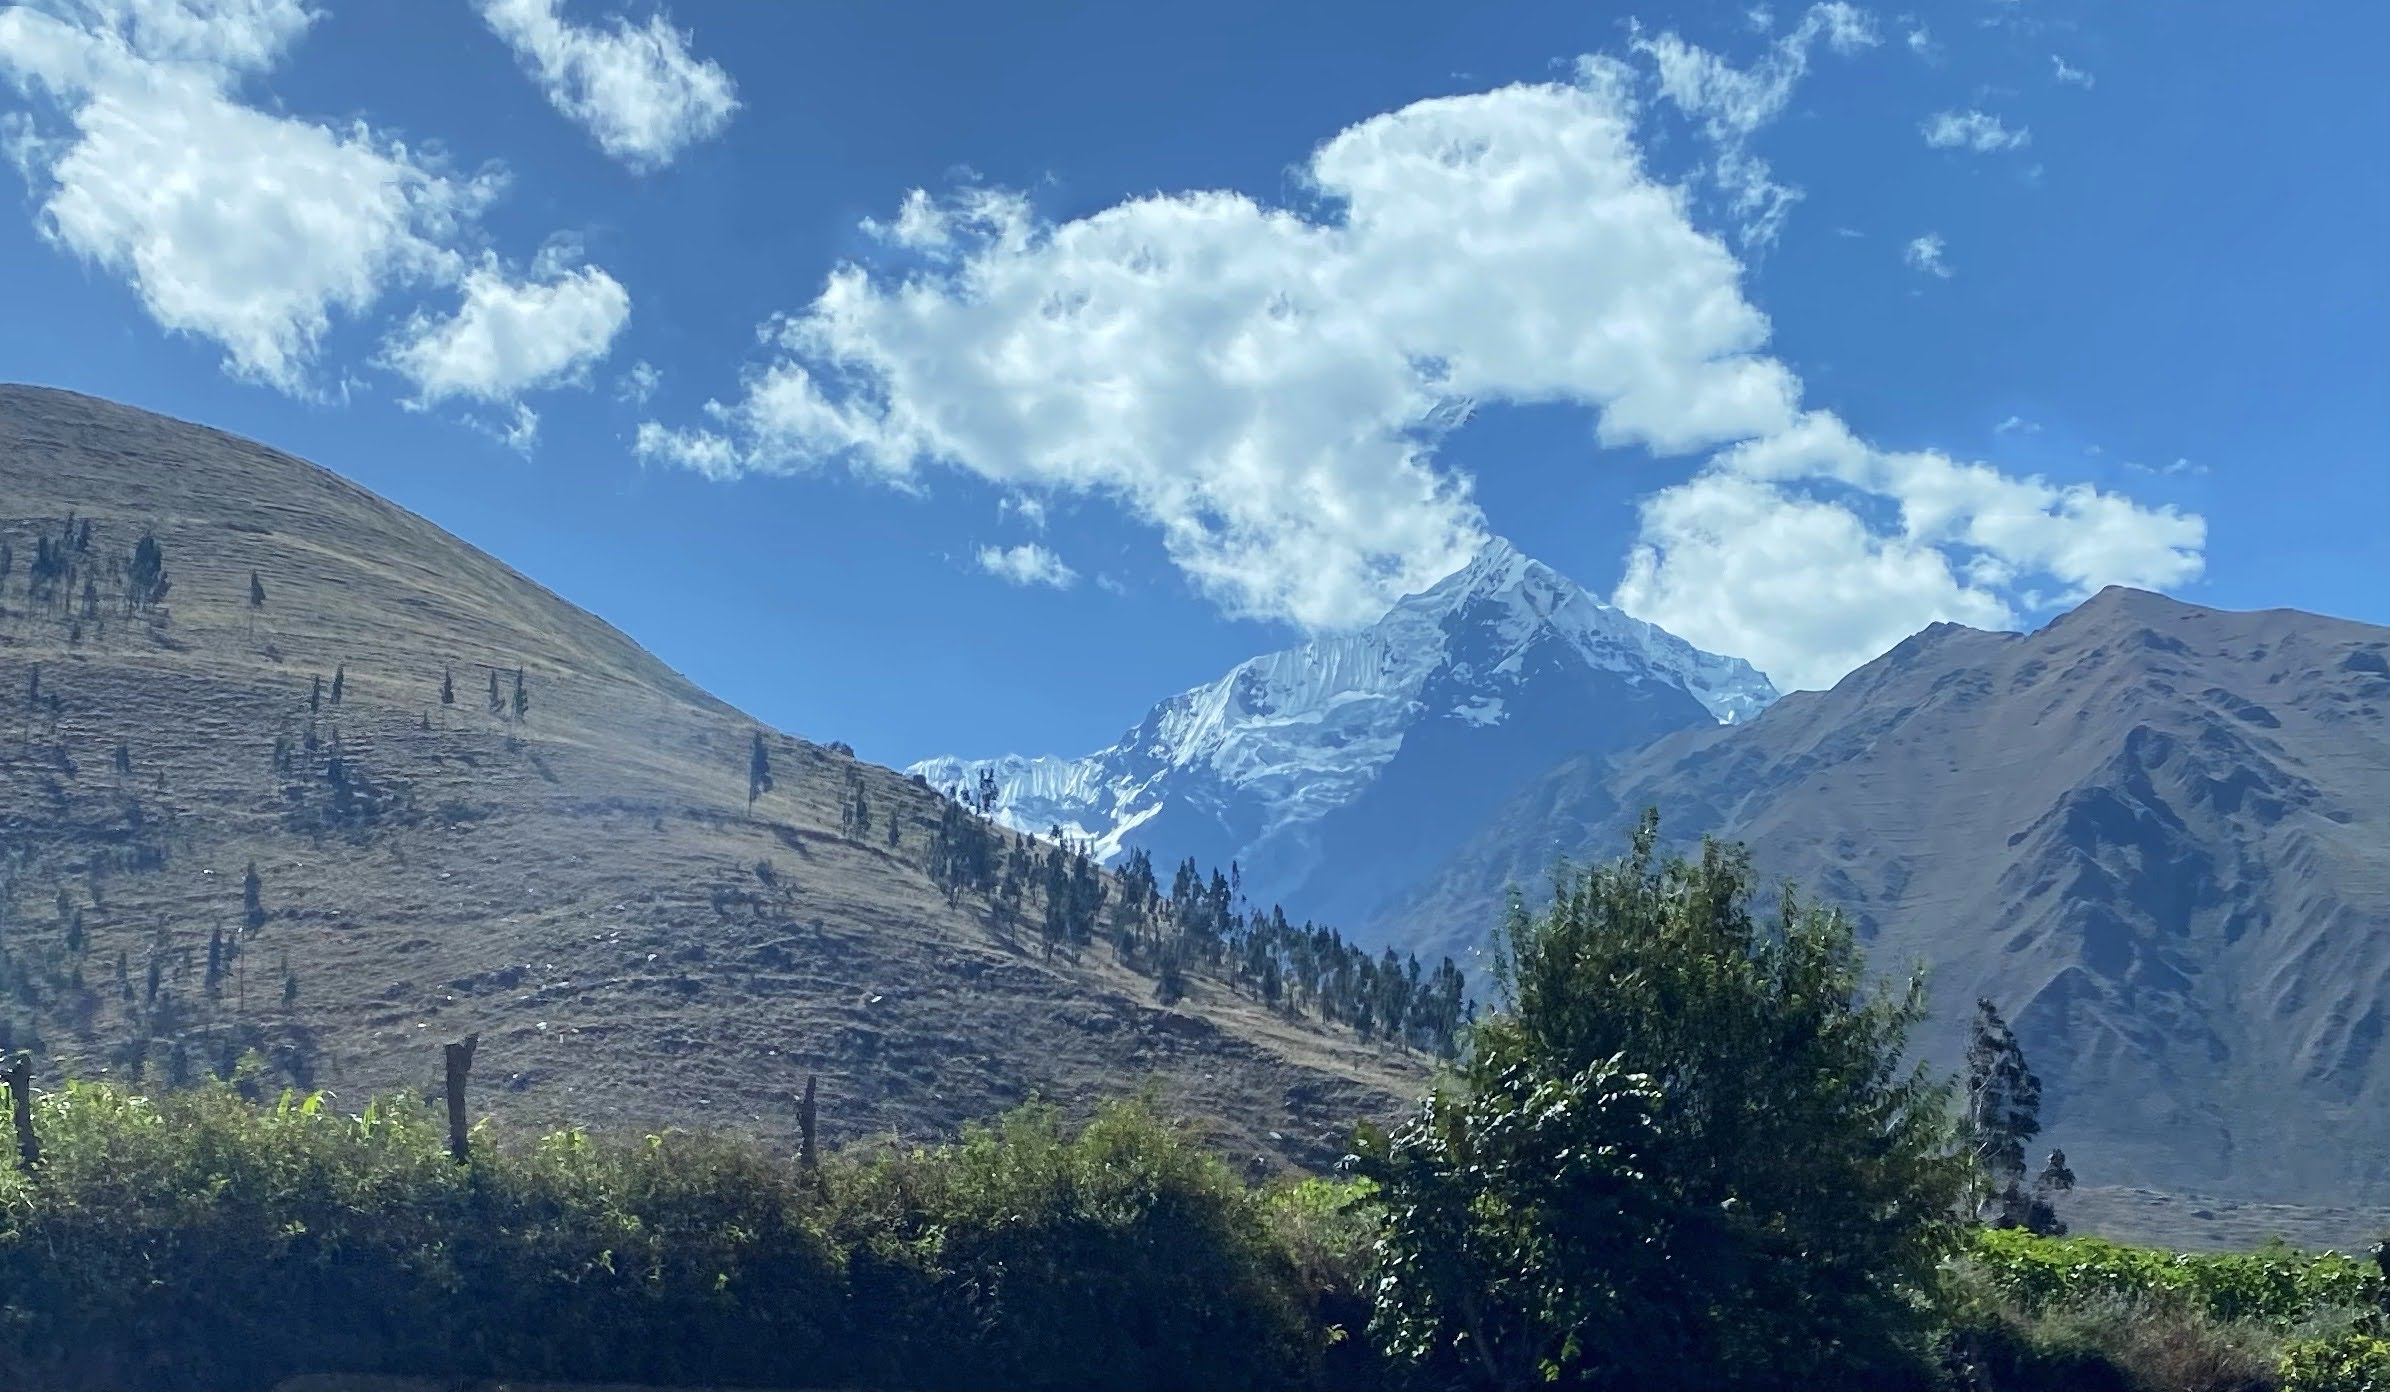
1355,1055 -> 1669,1389
1361,810 -> 1961,1391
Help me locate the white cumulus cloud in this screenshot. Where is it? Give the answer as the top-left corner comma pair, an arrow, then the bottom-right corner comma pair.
1923,108 -> 2031,152
616,358 -> 661,405
1619,414 -> 2205,689
2051,54 -> 2095,88
1905,232 -> 1951,278
478,0 -> 736,173
645,40 -> 2201,690
0,0 -> 628,422
975,543 -> 1077,590
640,75 -> 1802,629
383,247 -> 630,404
0,0 -> 497,393
999,494 -> 1048,530
1617,471 -> 2019,691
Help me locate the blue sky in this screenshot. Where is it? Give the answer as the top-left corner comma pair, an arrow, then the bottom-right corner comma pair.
2,0 -> 2382,769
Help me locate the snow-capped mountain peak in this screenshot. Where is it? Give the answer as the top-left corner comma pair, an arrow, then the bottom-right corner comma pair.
906,539 -> 1777,925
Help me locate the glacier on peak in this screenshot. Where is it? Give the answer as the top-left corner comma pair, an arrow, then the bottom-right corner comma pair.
905,538 -> 1777,920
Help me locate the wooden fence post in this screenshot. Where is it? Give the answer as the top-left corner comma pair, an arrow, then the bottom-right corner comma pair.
5,1052 -> 36,1170
444,1034 -> 479,1164
798,1073 -> 819,1175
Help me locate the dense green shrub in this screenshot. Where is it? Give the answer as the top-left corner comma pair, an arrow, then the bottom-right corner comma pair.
1946,1231 -> 2390,1392
1966,1230 -> 2386,1330
1938,1282 -> 2282,1392
818,1099 -> 1321,1391
1262,1175 -> 1384,1389
1353,1055 -> 1671,1389
1358,812 -> 1963,1391
2279,1332 -> 2390,1392
0,1082 -> 1323,1392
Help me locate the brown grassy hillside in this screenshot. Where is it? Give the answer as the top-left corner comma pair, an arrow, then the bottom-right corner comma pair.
0,384 -> 1424,1164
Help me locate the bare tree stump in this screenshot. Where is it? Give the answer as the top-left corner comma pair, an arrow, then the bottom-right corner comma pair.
5,1052 -> 38,1170
798,1074 -> 818,1175
444,1034 -> 479,1164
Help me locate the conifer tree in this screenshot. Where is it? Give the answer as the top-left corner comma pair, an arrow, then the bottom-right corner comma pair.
511,668 -> 528,721
280,955 -> 298,1010
309,675 -> 322,713
330,665 -> 345,705
242,861 -> 265,936
747,731 -> 774,810
247,570 -> 265,635
440,666 -> 455,707
487,669 -> 502,714
127,530 -> 169,611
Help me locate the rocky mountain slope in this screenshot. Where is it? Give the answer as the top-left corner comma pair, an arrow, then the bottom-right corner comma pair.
1382,586 -> 2390,1204
912,538 -> 1775,935
0,385 -> 1423,1164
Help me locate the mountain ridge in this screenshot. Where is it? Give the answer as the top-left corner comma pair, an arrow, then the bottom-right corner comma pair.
910,536 -> 1776,930
1380,583 -> 2390,1203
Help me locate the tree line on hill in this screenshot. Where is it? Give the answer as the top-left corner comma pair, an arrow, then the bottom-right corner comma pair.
0,511 -> 170,642
912,778 -> 1470,1058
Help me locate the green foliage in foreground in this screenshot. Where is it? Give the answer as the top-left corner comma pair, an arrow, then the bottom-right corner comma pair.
1354,812 -> 1964,1391
1964,1230 -> 2386,1330
2278,1333 -> 2390,1392
1944,1229 -> 2390,1392
0,1084 -> 1319,1392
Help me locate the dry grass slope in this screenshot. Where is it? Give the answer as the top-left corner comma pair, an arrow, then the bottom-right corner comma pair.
0,384 -> 1423,1165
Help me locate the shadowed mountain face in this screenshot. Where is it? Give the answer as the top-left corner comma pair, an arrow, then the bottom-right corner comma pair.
1383,587 -> 2390,1204
0,385 -> 1422,1165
